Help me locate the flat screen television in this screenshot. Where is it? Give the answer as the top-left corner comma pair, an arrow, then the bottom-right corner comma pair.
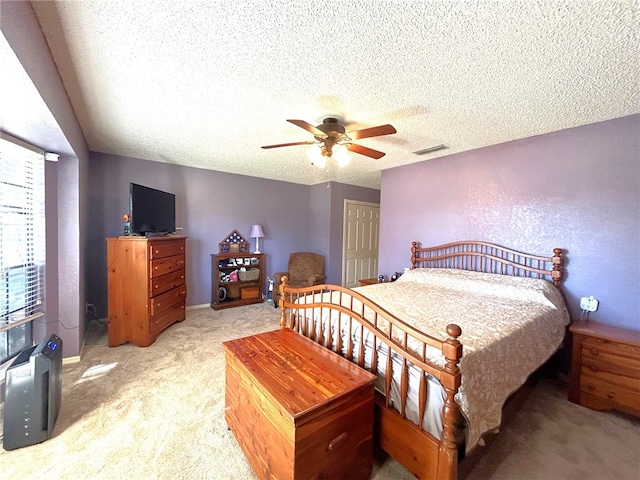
129,183 -> 176,235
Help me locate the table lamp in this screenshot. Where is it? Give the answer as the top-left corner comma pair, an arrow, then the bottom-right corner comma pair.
250,224 -> 265,254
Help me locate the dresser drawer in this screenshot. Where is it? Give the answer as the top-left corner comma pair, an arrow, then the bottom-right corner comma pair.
150,285 -> 187,316
150,254 -> 185,278
150,302 -> 185,336
150,269 -> 185,297
149,239 -> 185,259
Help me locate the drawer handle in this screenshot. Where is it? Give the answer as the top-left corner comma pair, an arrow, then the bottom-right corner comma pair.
328,432 -> 348,451
588,365 -> 599,372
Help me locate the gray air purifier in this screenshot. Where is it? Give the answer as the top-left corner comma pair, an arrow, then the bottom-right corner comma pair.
3,333 -> 63,450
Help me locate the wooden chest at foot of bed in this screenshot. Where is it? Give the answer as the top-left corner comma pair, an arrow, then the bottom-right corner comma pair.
223,329 -> 377,480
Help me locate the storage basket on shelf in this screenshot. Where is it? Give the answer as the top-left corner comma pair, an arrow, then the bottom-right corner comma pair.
238,269 -> 260,281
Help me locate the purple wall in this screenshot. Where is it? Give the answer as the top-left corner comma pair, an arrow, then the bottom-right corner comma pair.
3,1 -> 91,358
329,183 -> 381,284
379,114 -> 640,331
308,183 -> 381,284
88,153 -> 379,315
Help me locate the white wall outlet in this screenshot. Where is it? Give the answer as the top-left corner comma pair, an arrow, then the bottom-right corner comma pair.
580,295 -> 599,312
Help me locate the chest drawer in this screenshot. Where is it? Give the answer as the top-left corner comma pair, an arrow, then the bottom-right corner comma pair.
150,269 -> 186,297
150,284 -> 186,316
150,254 -> 185,278
150,302 -> 185,336
149,239 -> 185,259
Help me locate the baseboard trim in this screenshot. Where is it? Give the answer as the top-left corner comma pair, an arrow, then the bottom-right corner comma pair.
63,355 -> 81,365
187,304 -> 210,311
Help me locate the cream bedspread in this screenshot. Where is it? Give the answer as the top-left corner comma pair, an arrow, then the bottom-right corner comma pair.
293,268 -> 570,452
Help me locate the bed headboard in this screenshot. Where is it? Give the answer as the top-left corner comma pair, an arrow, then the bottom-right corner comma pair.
410,241 -> 564,288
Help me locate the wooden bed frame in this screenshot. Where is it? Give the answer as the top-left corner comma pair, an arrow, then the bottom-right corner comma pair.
277,240 -> 565,480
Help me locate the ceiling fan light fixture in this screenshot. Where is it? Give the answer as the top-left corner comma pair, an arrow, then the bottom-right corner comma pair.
265,117 -> 396,164
306,146 -> 326,168
333,144 -> 351,167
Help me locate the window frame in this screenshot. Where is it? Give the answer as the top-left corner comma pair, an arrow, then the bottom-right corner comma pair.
0,133 -> 46,366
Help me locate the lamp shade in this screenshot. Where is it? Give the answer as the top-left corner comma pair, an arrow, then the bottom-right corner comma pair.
250,224 -> 265,238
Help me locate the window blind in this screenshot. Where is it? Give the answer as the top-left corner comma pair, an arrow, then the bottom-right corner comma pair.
0,135 -> 45,364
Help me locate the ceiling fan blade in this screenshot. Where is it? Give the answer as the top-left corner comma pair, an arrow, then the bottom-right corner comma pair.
347,143 -> 386,159
287,119 -> 326,137
261,141 -> 316,149
347,124 -> 397,140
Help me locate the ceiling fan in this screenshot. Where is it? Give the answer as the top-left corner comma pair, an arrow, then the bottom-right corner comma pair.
261,117 -> 397,160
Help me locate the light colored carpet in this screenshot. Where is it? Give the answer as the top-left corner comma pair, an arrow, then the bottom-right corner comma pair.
1,303 -> 638,479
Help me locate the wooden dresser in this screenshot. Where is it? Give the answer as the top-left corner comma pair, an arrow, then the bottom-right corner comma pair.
223,329 -> 377,480
569,319 -> 640,416
106,236 -> 187,347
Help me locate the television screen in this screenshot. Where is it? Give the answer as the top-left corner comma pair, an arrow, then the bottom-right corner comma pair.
129,183 -> 176,235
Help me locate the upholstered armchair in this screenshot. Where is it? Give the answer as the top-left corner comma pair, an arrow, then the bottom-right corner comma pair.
273,252 -> 325,307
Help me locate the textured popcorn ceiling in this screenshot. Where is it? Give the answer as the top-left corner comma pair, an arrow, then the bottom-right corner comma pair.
30,0 -> 639,189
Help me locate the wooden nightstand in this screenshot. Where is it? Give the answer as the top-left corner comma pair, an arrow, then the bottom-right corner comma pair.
568,319 -> 640,417
359,278 -> 379,286
223,329 -> 377,480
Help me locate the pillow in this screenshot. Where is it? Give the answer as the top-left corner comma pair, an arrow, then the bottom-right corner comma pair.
397,268 -> 562,308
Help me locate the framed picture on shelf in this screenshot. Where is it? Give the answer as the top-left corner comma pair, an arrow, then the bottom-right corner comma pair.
219,230 -> 249,254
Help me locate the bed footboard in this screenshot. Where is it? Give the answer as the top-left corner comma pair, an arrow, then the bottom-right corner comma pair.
278,277 -> 463,480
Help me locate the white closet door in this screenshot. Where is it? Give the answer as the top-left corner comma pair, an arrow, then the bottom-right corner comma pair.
342,200 -> 380,287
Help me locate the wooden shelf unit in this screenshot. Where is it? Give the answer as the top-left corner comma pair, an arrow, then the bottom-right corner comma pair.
106,235 -> 187,347
211,253 -> 264,310
568,319 -> 640,417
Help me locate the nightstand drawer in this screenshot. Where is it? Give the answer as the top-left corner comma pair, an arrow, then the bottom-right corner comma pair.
580,374 -> 640,410
583,336 -> 640,370
581,357 -> 640,385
